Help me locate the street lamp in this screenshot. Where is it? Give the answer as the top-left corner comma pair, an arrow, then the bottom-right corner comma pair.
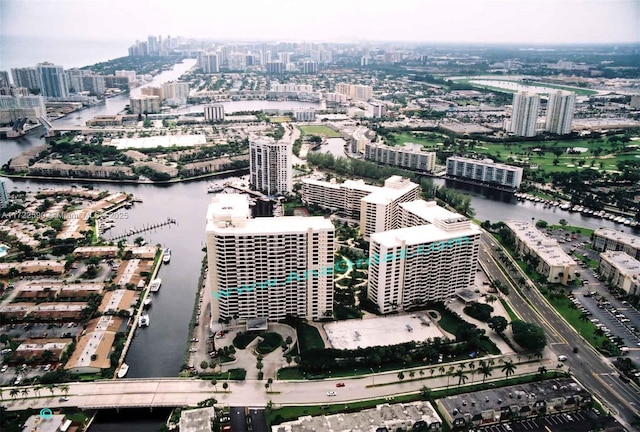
370,368 -> 375,385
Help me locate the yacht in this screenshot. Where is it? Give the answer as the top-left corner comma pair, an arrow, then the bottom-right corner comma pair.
149,278 -> 162,292
207,183 -> 225,194
143,297 -> 152,308
163,248 -> 171,264
117,363 -> 129,378
139,314 -> 150,327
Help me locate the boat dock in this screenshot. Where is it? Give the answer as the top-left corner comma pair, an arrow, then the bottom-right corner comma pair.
108,217 -> 177,240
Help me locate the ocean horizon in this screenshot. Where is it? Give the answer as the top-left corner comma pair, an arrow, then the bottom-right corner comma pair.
0,34 -> 132,70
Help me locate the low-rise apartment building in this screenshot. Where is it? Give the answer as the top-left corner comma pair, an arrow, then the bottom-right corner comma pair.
446,156 -> 523,189
598,251 -> 640,295
592,228 -> 640,260
365,141 -> 436,172
504,221 -> 577,285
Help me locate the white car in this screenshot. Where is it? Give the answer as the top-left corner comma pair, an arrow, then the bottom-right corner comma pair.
0,364 -> 8,373
326,391 -> 337,396
558,355 -> 568,361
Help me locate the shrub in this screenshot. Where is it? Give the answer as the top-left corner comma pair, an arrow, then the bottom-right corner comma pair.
463,303 -> 494,322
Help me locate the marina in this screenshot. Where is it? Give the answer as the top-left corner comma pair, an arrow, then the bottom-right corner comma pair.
513,192 -> 638,227
108,217 -> 178,241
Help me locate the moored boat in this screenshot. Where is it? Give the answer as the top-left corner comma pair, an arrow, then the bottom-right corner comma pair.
117,363 -> 129,378
149,278 -> 162,292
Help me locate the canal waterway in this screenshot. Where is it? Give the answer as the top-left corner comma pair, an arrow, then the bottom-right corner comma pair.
0,62 -> 636,382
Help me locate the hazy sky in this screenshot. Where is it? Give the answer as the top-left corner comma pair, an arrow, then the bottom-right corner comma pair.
1,0 -> 639,44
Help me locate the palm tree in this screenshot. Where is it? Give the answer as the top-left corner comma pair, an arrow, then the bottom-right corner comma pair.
0,388 -> 3,401
60,385 -> 70,396
501,360 -> 517,381
538,366 -> 547,376
397,371 -> 405,381
477,362 -> 493,383
578,312 -> 590,331
10,388 -> 19,399
455,368 -> 468,388
438,366 -> 446,376
446,366 -> 455,389
222,382 -> 229,392
468,361 -> 476,383
211,379 -> 217,392
409,371 -> 415,380
21,388 -> 29,398
430,368 -> 435,378
47,384 -> 56,397
594,327 -> 605,338
419,385 -> 431,399
419,369 -> 425,379
265,378 -> 273,392
33,386 -> 42,397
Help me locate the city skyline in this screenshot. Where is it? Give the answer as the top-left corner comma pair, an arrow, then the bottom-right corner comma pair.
1,0 -> 639,45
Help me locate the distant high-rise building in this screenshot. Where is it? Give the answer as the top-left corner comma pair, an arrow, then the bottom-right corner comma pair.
0,179 -> 8,209
204,104 -> 225,122
0,71 -> 10,87
545,91 -> 575,135
249,137 -> 292,196
508,92 -> 540,137
161,81 -> 189,101
265,62 -> 284,74
302,61 -> 318,74
335,83 -> 373,101
11,67 -> 41,93
129,95 -> 160,114
294,107 -> 315,121
206,194 -> 334,322
37,63 -> 69,98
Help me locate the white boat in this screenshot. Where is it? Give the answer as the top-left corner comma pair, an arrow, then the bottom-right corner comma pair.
143,297 -> 152,308
149,278 -> 162,292
139,314 -> 150,327
117,363 -> 129,378
163,248 -> 171,264
207,183 -> 225,193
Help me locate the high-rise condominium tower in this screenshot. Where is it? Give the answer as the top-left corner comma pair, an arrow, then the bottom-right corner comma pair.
508,92 -> 540,137
206,194 -> 334,322
249,138 -> 292,196
545,91 -> 575,135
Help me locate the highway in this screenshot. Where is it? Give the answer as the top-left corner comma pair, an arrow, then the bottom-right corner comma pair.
479,232 -> 640,428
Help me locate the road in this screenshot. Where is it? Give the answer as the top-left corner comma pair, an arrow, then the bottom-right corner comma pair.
2,359 -> 550,411
479,232 -> 640,428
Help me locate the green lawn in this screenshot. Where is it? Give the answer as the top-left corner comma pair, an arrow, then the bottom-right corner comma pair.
297,125 -> 342,138
467,136 -> 639,174
233,332 -> 258,349
269,116 -> 292,123
390,131 -> 445,148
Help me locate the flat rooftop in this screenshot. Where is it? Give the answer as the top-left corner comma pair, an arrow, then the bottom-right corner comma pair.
400,199 -> 462,224
594,227 -> 640,248
600,250 -> 640,275
371,223 -> 480,248
324,313 -> 448,350
506,221 -> 576,267
272,401 -> 441,432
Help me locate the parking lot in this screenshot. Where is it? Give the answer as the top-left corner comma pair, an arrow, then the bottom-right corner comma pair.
475,409 -> 619,432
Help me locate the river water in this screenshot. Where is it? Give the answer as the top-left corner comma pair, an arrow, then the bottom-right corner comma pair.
0,59 -> 635,430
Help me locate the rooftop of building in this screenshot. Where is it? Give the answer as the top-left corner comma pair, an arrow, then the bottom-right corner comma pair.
400,200 -> 465,224
272,401 -> 441,432
15,338 -> 71,353
372,221 -> 480,247
207,194 -> 334,234
447,156 -> 523,171
179,407 -> 216,432
362,176 -> 419,205
505,221 -> 576,266
600,250 -> 640,275
22,414 -> 67,432
594,227 -> 640,247
438,378 -> 590,423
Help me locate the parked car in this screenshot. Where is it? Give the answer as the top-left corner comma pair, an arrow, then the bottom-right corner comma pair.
558,355 -> 568,361
326,391 -> 337,396
336,382 -> 345,387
